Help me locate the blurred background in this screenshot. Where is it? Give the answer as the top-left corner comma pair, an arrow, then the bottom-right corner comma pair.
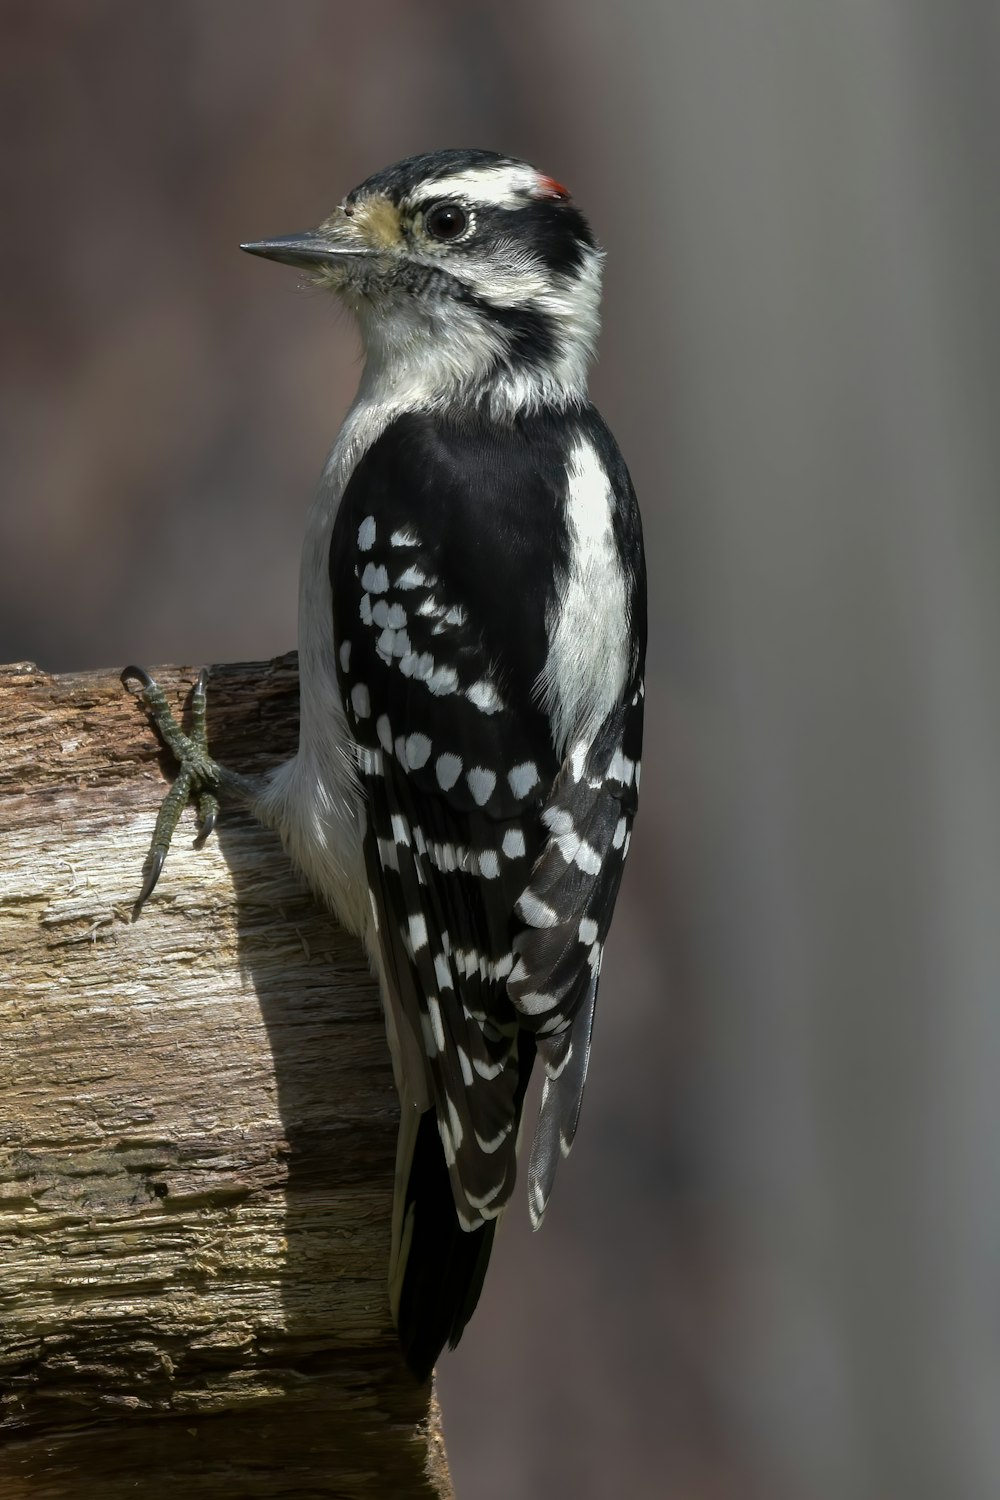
3,4 -> 1000,1496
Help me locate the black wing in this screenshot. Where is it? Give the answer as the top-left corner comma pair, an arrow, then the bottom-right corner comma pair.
331,405 -> 644,1376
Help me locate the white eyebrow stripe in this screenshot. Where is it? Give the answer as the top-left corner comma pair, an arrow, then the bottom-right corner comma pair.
409,165 -> 540,208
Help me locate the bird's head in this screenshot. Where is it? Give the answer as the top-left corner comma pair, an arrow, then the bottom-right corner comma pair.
242,149 -> 604,415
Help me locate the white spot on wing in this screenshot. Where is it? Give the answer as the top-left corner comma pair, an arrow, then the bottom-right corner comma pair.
436,752 -> 463,791
427,994 -> 446,1052
508,761 -> 540,798
476,1121 -> 513,1153
574,840 -> 601,874
466,1178 -> 505,1211
357,746 -> 382,775
466,767 -> 496,806
400,650 -> 434,680
339,640 -> 351,672
446,1095 -> 464,1149
350,683 -> 370,719
433,952 -> 453,990
578,917 -> 598,945
543,807 -> 575,835
545,1043 -> 573,1080
430,839 -> 461,871
515,890 -> 559,927
473,1054 -> 507,1081
457,1046 -> 474,1087
540,804 -> 601,874
529,1178 -> 547,1229
467,679 -> 502,714
502,828 -> 526,858
608,749 -> 635,784
396,565 -> 428,590
357,515 -> 376,551
377,837 -> 399,872
569,741 -> 588,781
361,562 -> 389,594
405,733 -> 432,769
427,664 -> 459,696
408,912 -> 428,951
518,989 -> 560,1014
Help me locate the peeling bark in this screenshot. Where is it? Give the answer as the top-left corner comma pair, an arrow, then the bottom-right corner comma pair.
0,657 -> 452,1498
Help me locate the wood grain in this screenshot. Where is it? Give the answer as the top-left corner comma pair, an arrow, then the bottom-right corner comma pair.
0,657 -> 452,1498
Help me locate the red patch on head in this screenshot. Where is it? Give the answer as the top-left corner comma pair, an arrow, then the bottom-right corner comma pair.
534,174 -> 570,201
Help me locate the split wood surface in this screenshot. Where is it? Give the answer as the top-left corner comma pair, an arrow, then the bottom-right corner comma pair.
0,657 -> 452,1499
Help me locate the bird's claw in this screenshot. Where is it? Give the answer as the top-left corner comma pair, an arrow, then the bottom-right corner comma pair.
122,665 -> 221,918
195,792 -> 219,845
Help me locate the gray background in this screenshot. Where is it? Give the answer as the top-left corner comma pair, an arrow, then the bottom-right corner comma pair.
3,5 -> 1000,1497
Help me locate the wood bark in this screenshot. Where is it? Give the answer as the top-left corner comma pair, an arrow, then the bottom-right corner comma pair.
0,657 -> 453,1499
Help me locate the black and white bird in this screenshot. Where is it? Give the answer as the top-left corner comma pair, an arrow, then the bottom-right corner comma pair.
125,149 -> 645,1381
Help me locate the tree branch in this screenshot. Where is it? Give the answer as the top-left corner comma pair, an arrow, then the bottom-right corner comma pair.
0,657 -> 452,1499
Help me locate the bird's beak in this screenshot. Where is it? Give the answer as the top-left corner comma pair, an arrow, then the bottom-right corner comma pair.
240,226 -> 377,270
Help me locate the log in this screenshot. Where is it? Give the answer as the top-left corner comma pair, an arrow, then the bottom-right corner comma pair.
0,657 -> 453,1499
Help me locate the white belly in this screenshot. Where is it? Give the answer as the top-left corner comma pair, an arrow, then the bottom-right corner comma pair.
254,395 -> 401,938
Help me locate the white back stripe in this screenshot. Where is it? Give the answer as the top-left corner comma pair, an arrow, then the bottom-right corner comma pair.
541,437 -> 627,754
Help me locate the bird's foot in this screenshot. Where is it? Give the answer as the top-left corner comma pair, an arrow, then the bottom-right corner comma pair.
121,666 -> 226,917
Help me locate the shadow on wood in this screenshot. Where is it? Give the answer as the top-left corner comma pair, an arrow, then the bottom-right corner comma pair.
0,657 -> 453,1498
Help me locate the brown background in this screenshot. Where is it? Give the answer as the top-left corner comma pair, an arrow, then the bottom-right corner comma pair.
3,5 -> 999,1498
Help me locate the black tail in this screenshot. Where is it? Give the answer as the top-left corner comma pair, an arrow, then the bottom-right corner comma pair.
396,1031 -> 536,1381
396,1108 -> 497,1382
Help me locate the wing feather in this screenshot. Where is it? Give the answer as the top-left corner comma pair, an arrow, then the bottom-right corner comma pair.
329,405 -> 644,1372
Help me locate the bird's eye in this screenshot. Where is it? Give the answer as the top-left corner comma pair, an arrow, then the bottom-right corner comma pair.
424,202 -> 469,242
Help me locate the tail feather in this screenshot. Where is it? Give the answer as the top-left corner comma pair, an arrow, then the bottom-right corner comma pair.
395,1030 -> 537,1380
396,1108 -> 497,1383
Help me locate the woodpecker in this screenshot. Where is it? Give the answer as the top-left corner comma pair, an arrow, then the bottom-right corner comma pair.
124,148 -> 645,1381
